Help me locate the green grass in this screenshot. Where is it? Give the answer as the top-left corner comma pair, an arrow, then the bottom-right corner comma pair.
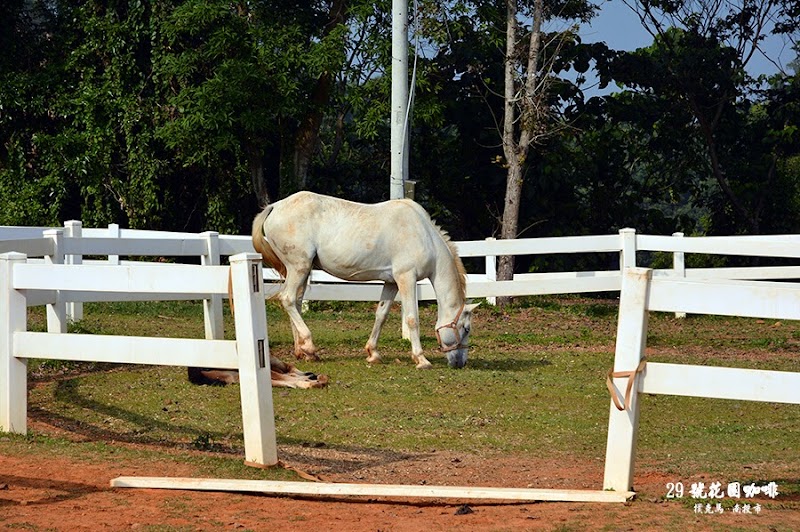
12,297 -> 800,484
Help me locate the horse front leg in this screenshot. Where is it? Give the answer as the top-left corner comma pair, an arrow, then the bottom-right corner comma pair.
365,283 -> 398,364
396,274 -> 432,369
280,269 -> 319,361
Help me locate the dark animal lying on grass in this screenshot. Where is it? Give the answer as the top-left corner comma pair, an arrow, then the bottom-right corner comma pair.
187,356 -> 328,389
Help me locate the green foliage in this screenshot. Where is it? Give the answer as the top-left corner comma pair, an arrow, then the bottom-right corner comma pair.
0,0 -> 798,250
156,0 -> 287,167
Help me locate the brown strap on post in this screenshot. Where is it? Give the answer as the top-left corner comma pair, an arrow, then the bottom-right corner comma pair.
606,359 -> 647,411
278,460 -> 327,482
244,460 -> 327,482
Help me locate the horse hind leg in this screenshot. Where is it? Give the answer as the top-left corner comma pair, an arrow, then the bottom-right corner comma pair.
280,267 -> 319,361
365,283 -> 398,364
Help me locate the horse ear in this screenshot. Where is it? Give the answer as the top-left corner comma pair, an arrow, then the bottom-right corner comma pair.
465,301 -> 481,313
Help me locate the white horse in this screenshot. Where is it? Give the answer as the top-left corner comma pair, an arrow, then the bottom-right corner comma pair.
252,191 -> 478,369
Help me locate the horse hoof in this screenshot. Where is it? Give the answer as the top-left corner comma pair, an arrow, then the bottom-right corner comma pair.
415,361 -> 433,370
366,354 -> 381,364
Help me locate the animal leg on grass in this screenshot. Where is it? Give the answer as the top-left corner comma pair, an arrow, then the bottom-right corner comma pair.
187,357 -> 328,389
279,268 -> 319,361
365,283 -> 399,364
396,273 -> 432,369
269,356 -> 329,389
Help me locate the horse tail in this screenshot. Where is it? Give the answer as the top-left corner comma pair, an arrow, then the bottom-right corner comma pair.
252,203 -> 287,278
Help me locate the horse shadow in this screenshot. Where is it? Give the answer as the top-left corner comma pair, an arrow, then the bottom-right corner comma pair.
460,356 -> 553,372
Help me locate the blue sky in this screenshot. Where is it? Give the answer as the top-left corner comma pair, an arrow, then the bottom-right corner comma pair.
579,0 -> 796,77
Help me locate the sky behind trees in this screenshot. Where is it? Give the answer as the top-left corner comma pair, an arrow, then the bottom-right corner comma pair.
581,1 -> 796,78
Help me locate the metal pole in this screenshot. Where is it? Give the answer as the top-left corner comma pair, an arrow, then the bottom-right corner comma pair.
390,0 -> 408,200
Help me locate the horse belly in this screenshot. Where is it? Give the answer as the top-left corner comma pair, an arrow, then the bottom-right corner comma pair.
315,246 -> 395,282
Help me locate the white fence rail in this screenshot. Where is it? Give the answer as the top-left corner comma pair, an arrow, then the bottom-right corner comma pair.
4,222 -> 800,337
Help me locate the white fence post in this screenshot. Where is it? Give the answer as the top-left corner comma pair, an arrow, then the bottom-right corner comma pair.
108,223 -> 120,265
64,220 -> 84,322
603,267 -> 651,492
0,252 -> 28,434
201,231 -> 224,340
485,237 -> 497,306
43,229 -> 67,333
619,228 -> 637,270
672,232 -> 686,319
230,253 -> 278,467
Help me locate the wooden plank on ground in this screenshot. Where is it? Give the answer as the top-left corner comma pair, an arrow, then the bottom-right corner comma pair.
110,476 -> 634,503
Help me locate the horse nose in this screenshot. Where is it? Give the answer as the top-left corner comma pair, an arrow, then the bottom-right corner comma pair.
447,350 -> 467,369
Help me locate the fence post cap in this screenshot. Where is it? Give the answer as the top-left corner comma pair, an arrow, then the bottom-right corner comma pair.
0,251 -> 27,261
625,266 -> 653,278
230,252 -> 261,263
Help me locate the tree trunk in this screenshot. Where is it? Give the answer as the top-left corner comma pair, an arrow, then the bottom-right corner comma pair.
293,71 -> 334,189
497,0 -> 543,307
497,160 -> 524,305
291,0 -> 346,189
245,141 -> 269,206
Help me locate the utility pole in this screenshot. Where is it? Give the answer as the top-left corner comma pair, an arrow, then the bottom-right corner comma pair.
390,0 -> 409,200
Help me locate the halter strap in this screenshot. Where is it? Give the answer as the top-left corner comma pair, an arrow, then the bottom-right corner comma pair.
435,304 -> 467,352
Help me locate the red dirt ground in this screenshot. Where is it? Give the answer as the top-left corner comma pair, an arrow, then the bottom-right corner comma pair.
2,434 -> 797,531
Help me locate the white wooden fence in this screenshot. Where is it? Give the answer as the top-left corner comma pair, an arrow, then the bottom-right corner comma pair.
3,222 -> 800,500
604,268 -> 800,492
6,222 -> 800,337
0,251 -> 279,467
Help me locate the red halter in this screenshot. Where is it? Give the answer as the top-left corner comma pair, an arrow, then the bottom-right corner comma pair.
435,304 -> 467,352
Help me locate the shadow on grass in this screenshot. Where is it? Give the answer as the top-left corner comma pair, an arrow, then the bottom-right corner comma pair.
28,374 -> 450,478
29,376 -> 241,453
466,357 -> 554,372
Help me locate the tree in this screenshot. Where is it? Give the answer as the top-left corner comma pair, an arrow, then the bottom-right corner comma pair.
495,0 -> 596,305
0,0 -> 64,225
157,0 -> 396,203
617,0 -> 800,233
156,0 -> 304,206
0,1 -> 170,229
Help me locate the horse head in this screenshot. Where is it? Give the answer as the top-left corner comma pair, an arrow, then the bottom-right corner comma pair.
436,302 -> 480,368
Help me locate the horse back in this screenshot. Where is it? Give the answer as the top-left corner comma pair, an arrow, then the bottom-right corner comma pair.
266,192 -> 445,281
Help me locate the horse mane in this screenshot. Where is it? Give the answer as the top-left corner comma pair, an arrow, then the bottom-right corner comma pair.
435,223 -> 467,299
